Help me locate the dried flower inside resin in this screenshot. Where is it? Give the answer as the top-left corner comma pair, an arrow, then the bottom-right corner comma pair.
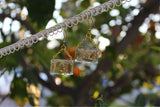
50,59 -> 73,75
75,47 -> 99,63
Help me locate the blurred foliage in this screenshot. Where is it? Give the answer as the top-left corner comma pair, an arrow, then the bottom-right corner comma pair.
151,46 -> 160,52
0,42 -> 20,70
31,40 -> 55,69
10,76 -> 28,106
47,93 -> 74,106
25,0 -> 55,30
8,0 -> 55,30
95,97 -> 108,107
0,0 -> 160,106
26,83 -> 41,106
134,93 -> 146,106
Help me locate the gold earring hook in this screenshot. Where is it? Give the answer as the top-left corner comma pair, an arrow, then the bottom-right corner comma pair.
53,28 -> 73,61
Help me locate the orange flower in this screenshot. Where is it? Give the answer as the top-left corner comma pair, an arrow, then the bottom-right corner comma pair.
73,66 -> 81,77
65,47 -> 75,59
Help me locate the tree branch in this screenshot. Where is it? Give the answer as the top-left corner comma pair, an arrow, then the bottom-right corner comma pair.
0,28 -> 6,41
116,0 -> 160,54
34,68 -> 76,97
0,68 -> 6,78
0,94 -> 9,104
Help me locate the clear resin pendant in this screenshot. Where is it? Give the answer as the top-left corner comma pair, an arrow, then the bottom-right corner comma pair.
75,47 -> 99,63
50,59 -> 73,75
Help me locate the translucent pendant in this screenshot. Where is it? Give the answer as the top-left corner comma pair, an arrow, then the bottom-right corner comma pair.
50,59 -> 73,75
75,47 -> 99,63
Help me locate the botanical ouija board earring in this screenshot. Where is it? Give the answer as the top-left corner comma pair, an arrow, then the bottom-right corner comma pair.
50,30 -> 73,75
75,18 -> 100,63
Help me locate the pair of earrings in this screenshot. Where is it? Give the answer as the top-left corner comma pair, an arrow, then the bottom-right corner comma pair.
50,19 -> 100,76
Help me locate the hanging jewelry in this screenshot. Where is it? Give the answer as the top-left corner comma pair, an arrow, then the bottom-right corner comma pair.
75,18 -> 100,63
50,30 -> 74,76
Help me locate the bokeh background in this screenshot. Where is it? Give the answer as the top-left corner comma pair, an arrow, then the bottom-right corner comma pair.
0,0 -> 160,106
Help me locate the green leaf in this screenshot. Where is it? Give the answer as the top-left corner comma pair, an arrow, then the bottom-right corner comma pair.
105,46 -> 118,61
150,46 -> 160,51
0,42 -> 20,70
26,0 -> 55,30
81,0 -> 90,8
32,41 -> 55,69
26,83 -> 41,106
47,93 -> 74,106
95,98 -> 108,107
145,93 -> 160,100
23,69 -> 37,86
10,75 -> 28,106
135,93 -> 146,106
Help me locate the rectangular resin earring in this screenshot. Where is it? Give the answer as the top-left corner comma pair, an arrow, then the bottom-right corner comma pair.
75,18 -> 100,63
50,49 -> 74,75
76,47 -> 98,63
50,30 -> 74,76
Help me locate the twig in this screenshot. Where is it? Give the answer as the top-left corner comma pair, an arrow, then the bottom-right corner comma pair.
0,68 -> 6,78
0,94 -> 9,104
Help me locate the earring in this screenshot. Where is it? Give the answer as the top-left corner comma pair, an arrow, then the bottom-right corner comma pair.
75,18 -> 100,64
50,29 -> 74,76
